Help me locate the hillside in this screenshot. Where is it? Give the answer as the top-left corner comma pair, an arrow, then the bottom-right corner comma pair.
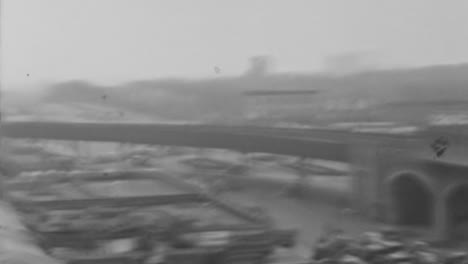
39,63 -> 468,124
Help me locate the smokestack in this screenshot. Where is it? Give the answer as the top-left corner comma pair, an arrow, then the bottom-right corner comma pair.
245,56 -> 273,76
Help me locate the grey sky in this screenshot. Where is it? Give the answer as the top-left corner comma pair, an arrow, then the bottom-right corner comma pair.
2,0 -> 468,87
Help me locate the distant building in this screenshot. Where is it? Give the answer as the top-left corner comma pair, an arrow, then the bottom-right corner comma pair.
242,90 -> 319,120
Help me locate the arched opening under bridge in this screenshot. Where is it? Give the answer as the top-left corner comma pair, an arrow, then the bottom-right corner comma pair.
389,172 -> 434,227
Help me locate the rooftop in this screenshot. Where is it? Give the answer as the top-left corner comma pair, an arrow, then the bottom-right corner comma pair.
242,90 -> 319,96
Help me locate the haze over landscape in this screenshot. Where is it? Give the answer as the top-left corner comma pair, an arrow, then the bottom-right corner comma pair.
2,0 -> 468,125
3,0 -> 468,84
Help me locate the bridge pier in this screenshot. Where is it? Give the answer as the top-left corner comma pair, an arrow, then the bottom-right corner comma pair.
433,193 -> 449,241
348,139 -> 380,219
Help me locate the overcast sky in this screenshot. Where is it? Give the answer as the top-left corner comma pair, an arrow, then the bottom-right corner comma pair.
2,0 -> 468,88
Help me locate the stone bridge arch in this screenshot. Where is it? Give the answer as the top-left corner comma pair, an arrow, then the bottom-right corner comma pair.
384,170 -> 437,227
442,182 -> 468,239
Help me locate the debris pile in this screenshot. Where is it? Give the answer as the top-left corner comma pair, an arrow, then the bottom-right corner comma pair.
311,228 -> 468,264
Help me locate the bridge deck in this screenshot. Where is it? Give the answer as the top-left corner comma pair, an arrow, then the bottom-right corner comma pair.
2,122 -> 353,161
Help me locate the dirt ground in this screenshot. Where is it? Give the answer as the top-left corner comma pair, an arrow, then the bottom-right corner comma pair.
218,178 -> 386,258
153,154 -> 385,258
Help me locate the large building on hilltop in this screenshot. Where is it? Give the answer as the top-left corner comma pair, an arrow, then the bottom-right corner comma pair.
242,90 -> 320,120
242,89 -> 375,124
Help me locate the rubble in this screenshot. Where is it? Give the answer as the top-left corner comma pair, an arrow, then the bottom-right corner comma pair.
311,228 -> 468,264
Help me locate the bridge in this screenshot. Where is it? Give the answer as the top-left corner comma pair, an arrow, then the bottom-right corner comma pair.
2,121 -> 468,241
